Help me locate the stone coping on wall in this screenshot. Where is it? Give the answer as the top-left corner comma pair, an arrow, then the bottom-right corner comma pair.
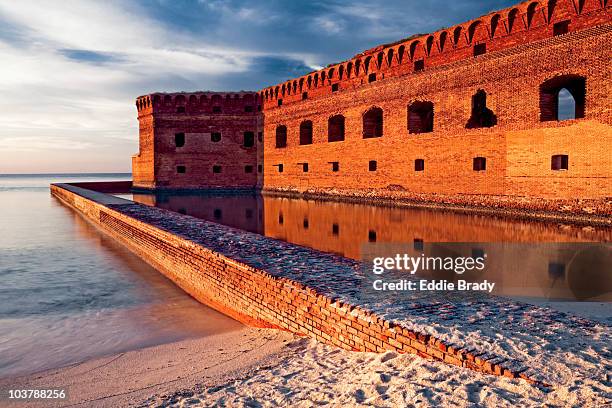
50,182 -> 611,389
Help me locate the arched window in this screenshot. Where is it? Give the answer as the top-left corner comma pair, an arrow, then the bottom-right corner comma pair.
508,9 -> 519,32
307,76 -> 312,89
398,45 -> 405,63
548,0 -> 557,22
328,115 -> 345,142
314,73 -> 319,87
275,125 -> 287,148
364,57 -> 372,73
328,68 -> 335,80
491,14 -> 501,37
409,41 -> 420,59
363,107 -> 383,138
527,2 -> 538,27
338,65 -> 344,79
439,32 -> 448,51
299,78 -> 304,92
321,71 -> 326,83
387,49 -> 394,66
355,59 -> 361,75
466,90 -> 497,128
299,120 -> 313,145
377,52 -> 384,68
540,75 -> 586,121
408,101 -> 434,134
426,36 -> 434,55
346,62 -> 353,78
453,27 -> 463,46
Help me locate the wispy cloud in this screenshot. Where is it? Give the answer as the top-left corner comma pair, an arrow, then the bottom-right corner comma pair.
0,0 -> 517,173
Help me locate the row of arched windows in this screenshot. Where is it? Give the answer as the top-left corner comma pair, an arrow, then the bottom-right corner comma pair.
261,0 -> 602,103
274,75 -> 585,148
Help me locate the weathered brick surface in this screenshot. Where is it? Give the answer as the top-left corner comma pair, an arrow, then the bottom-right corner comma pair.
132,1 -> 612,216
133,92 -> 262,190
50,183 -> 555,384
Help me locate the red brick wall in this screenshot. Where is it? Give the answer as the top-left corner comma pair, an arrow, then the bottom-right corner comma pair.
261,19 -> 612,203
50,183 -> 544,383
133,92 -> 262,189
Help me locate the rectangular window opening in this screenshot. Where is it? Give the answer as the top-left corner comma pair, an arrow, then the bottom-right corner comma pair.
212,106 -> 222,113
211,132 -> 221,142
368,73 -> 377,83
368,230 -> 377,242
551,154 -> 569,171
257,164 -> 263,173
176,106 -> 185,113
301,163 -> 309,172
332,223 -> 339,236
331,83 -> 339,92
369,160 -> 377,172
245,105 -> 253,112
553,20 -> 570,36
213,165 -> 222,174
330,161 -> 339,172
244,165 -> 253,173
414,159 -> 425,172
473,43 -> 486,57
302,92 -> 308,100
243,131 -> 255,147
277,99 -> 283,106
414,59 -> 425,72
414,238 -> 424,252
176,165 -> 186,174
174,132 -> 185,148
473,157 -> 487,171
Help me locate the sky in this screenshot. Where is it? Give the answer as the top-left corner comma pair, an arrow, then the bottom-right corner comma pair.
0,0 -> 518,174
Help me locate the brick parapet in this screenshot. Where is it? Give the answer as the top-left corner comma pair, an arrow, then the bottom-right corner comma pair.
50,182 -> 548,385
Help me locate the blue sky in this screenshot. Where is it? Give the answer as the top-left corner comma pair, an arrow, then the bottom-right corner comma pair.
0,0 -> 517,173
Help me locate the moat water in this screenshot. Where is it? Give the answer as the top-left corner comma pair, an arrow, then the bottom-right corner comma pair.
118,191 -> 612,306
0,174 -> 242,378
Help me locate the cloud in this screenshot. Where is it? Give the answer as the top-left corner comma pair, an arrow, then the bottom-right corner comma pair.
0,0 -> 518,173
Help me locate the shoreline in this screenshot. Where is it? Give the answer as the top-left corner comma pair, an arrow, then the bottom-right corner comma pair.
1,328 -> 293,408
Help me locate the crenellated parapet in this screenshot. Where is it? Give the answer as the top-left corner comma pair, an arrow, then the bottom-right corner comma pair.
260,0 -> 610,109
136,91 -> 261,117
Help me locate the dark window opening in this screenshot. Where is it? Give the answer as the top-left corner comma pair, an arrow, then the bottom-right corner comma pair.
363,107 -> 383,138
245,209 -> 253,219
278,213 -> 284,224
368,230 -> 377,242
299,120 -> 313,145
551,154 -> 569,171
553,20 -> 570,36
473,43 -> 486,56
245,105 -> 253,112
414,59 -> 425,71
414,238 -> 424,251
472,248 -> 486,259
213,165 -> 222,174
415,159 -> 425,172
332,223 -> 339,236
540,75 -> 585,121
257,105 -> 262,112
258,132 -> 263,142
330,161 -> 339,172
328,115 -> 345,142
332,83 -> 339,92
176,106 -> 185,113
257,164 -> 263,173
213,209 -> 222,220
245,165 -> 253,173
303,218 -> 309,229
368,73 -> 377,83
369,160 -> 377,171
408,101 -> 434,134
302,92 -> 308,100
301,163 -> 309,172
211,132 -> 221,142
466,90 -> 497,128
548,262 -> 565,279
473,157 -> 487,171
275,164 -> 284,173
176,165 -> 186,174
243,131 -> 255,147
277,99 -> 283,106
212,106 -> 221,113
174,132 -> 185,147
276,125 -> 287,148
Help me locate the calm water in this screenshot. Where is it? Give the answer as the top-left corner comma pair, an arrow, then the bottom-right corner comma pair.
0,174 -> 242,378
122,192 -> 612,303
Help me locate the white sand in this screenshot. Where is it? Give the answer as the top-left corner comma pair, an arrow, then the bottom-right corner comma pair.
0,328 -> 292,408
153,337 -> 609,407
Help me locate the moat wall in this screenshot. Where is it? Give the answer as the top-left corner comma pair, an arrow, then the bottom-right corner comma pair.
50,183 -> 543,383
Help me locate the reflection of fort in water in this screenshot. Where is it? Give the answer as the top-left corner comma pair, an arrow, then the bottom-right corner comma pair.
132,193 -> 612,302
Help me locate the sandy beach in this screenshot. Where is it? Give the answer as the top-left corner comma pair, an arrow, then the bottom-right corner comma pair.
3,300 -> 610,408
